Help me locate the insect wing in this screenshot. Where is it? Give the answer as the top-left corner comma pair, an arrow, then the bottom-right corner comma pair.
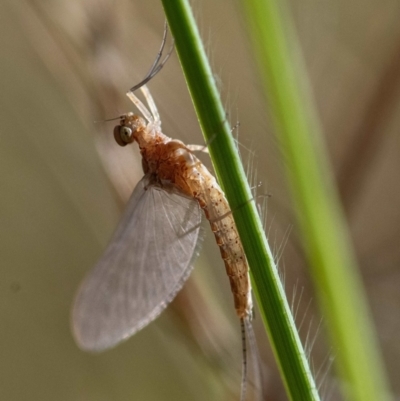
72,176 -> 201,352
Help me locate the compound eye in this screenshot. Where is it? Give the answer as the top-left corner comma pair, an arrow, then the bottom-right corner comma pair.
113,125 -> 133,147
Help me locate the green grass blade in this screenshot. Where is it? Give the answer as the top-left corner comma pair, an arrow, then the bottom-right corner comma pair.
161,1 -> 320,400
240,0 -> 392,400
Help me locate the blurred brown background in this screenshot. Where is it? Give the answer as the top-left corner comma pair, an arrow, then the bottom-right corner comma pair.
1,1 -> 399,400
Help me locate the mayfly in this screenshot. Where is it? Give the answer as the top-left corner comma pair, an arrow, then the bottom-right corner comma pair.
72,26 -> 258,400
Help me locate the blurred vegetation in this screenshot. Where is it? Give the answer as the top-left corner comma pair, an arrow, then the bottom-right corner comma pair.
1,1 -> 399,400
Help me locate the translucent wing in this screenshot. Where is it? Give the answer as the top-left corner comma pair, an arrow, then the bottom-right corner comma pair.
72,176 -> 201,352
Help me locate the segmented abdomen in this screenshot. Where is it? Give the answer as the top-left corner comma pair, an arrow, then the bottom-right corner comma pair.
189,166 -> 252,318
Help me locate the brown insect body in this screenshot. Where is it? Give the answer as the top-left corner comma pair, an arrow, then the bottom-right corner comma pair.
118,108 -> 252,319
73,27 -> 260,395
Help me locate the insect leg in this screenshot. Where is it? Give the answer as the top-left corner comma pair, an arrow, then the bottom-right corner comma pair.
126,90 -> 153,123
129,22 -> 174,93
140,85 -> 160,123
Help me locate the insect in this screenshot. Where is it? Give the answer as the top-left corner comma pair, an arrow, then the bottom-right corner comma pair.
72,26 -> 258,400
